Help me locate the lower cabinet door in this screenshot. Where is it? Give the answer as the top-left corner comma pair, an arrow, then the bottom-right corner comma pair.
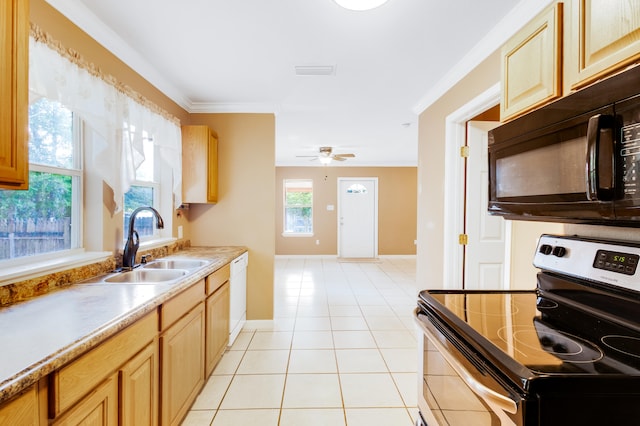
52,374 -> 118,426
120,341 -> 158,426
0,385 -> 41,425
205,281 -> 230,376
160,302 -> 205,426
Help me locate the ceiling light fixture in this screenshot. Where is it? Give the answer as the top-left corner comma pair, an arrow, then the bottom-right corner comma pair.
333,0 -> 389,11
318,156 -> 332,165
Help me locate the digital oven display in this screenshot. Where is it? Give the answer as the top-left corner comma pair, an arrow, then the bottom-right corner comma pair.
593,250 -> 639,275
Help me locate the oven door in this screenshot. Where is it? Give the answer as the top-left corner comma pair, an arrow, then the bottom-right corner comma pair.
415,309 -> 525,426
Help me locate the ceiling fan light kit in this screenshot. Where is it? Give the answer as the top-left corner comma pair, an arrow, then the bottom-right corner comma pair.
296,146 -> 356,165
333,0 -> 389,11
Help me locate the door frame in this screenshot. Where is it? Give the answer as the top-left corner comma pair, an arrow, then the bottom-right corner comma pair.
337,177 -> 379,258
443,83 -> 511,289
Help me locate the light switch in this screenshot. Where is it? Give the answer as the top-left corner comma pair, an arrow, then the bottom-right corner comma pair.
327,205 -> 334,211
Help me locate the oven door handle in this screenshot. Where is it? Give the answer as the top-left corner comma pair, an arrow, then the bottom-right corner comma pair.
415,313 -> 519,415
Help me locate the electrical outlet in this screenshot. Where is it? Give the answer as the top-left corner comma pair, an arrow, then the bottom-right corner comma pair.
316,240 -> 320,245
178,226 -> 183,239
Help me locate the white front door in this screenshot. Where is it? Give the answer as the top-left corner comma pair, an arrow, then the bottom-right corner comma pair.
338,178 -> 378,258
464,121 -> 509,290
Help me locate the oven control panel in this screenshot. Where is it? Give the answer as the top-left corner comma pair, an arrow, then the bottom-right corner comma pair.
534,234 -> 640,292
593,250 -> 639,275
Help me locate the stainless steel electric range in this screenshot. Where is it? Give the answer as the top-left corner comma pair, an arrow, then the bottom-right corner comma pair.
414,234 -> 640,426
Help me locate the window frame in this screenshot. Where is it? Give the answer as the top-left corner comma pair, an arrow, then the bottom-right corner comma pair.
282,179 -> 314,237
0,101 -> 84,266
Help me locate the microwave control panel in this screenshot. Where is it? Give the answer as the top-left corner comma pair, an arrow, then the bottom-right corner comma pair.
621,123 -> 640,195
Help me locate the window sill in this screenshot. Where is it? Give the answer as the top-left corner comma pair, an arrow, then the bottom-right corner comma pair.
138,237 -> 177,250
0,251 -> 112,286
281,232 -> 314,238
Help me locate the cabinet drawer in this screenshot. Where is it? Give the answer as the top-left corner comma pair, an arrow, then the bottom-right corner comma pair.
52,374 -> 118,426
160,280 -> 204,331
51,312 -> 157,416
206,264 -> 230,295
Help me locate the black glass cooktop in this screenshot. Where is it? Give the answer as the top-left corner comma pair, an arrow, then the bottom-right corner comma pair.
419,285 -> 640,392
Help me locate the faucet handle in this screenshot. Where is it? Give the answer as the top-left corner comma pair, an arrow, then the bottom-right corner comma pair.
140,254 -> 151,264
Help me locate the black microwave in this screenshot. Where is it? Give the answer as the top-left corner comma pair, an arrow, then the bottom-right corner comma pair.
488,64 -> 640,226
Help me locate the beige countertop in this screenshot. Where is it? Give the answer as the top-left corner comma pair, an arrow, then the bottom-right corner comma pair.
0,246 -> 246,404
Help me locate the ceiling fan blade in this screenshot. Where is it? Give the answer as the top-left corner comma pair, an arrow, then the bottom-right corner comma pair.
335,153 -> 355,158
332,156 -> 347,161
295,155 -> 318,158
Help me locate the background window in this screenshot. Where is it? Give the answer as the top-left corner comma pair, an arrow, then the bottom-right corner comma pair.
0,98 -> 82,260
284,179 -> 313,234
123,134 -> 159,239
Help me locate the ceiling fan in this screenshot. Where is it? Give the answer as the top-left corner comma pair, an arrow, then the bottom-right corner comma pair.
297,146 -> 355,164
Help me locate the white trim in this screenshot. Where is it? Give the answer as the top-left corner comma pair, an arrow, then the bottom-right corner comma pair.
0,250 -> 112,286
47,0 -> 552,116
274,254 -> 416,259
443,83 -> 501,290
412,0 -> 555,115
44,0 -> 192,112
281,233 -> 314,237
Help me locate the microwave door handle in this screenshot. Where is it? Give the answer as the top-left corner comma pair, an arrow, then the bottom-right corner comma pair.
586,114 -> 615,201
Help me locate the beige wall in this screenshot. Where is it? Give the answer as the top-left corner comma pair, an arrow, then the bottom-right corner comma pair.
417,50 -> 640,291
276,167 -> 417,255
417,52 -> 503,289
31,2 -> 275,320
185,114 -> 275,321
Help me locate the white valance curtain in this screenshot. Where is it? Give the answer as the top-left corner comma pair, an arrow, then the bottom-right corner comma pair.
28,32 -> 182,212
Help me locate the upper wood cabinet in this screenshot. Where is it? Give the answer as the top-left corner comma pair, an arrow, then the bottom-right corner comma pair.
182,125 -> 218,204
565,0 -> 640,90
0,0 -> 29,190
501,2 -> 563,121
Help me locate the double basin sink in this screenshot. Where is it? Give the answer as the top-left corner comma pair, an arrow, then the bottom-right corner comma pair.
103,258 -> 210,284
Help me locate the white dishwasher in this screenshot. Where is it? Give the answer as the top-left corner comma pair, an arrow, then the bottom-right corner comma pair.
229,252 -> 248,345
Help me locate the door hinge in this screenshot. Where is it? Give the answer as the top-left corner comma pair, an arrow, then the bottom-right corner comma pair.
460,146 -> 469,158
459,234 -> 468,245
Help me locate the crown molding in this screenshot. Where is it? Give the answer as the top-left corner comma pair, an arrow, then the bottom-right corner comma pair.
412,0 -> 555,115
45,0 -> 192,111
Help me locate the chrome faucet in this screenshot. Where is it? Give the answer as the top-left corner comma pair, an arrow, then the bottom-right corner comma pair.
122,206 -> 164,270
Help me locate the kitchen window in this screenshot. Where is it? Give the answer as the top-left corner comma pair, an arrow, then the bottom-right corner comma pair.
123,132 -> 160,240
0,98 -> 82,261
283,179 -> 313,235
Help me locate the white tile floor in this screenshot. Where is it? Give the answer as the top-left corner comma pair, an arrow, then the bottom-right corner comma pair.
182,256 -> 419,426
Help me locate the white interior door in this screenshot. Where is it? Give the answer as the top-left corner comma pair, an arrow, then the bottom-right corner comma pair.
464,121 -> 508,290
338,178 -> 378,258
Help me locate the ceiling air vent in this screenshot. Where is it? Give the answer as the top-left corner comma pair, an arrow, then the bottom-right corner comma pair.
294,65 -> 336,76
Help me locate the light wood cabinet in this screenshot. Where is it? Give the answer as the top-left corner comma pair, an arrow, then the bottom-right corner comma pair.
160,288 -> 205,426
1,263 -> 234,426
51,313 -> 157,417
52,374 -> 118,426
501,2 -> 563,121
0,384 -> 43,425
206,281 -> 230,376
120,342 -> 158,426
182,125 -> 218,204
0,0 -> 29,189
566,0 -> 640,90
